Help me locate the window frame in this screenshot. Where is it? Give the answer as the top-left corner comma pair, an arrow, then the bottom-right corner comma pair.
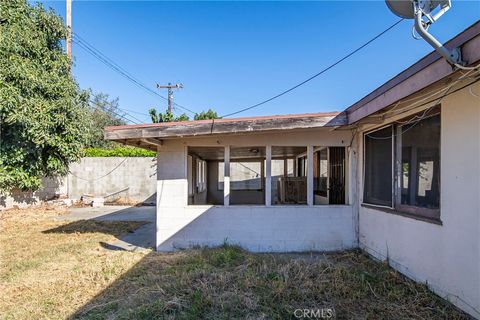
362,124 -> 395,209
362,111 -> 441,223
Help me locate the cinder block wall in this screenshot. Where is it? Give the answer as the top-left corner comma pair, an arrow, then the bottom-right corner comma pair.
67,157 -> 157,203
0,177 -> 66,209
0,157 -> 157,209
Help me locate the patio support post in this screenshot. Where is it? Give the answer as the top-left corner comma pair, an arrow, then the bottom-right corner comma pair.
307,145 -> 314,206
265,145 -> 272,206
224,145 -> 230,206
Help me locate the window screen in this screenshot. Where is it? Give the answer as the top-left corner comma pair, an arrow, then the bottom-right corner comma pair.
364,126 -> 393,206
400,114 -> 440,209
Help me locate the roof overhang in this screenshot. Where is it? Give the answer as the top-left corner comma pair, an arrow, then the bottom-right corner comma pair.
346,21 -> 480,124
104,112 -> 346,150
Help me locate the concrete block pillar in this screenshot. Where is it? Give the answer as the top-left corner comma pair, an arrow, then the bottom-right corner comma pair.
265,145 -> 272,206
156,145 -> 188,249
224,145 -> 230,206
307,145 -> 314,206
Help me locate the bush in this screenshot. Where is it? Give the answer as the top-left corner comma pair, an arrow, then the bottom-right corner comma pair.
83,147 -> 156,157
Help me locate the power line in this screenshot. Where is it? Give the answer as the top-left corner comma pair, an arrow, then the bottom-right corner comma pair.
120,108 -> 151,117
221,18 -> 404,118
88,99 -> 141,125
72,32 -> 197,115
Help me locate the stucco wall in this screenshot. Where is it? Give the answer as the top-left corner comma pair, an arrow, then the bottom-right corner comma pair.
357,84 -> 480,318
156,128 -> 357,252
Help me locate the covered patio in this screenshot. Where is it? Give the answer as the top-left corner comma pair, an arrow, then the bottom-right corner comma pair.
105,112 -> 357,252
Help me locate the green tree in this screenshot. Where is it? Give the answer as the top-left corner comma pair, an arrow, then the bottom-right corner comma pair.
86,92 -> 126,148
194,109 -> 220,120
148,108 -> 189,123
148,107 -> 220,123
0,0 -> 90,191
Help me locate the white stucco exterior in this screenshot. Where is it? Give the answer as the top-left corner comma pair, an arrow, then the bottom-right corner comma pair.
357,83 -> 480,318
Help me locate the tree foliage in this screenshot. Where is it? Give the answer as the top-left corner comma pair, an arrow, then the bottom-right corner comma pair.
194,109 -> 220,120
85,92 -> 126,148
0,0 -> 90,191
148,107 -> 220,123
148,108 -> 189,123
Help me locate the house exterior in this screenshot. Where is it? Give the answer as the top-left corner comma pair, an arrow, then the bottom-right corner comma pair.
105,22 -> 480,317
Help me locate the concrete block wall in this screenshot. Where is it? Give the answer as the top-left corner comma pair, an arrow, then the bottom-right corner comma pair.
157,205 -> 356,252
0,157 -> 157,209
0,177 -> 66,209
68,157 -> 157,203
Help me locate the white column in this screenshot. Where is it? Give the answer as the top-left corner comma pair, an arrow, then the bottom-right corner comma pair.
265,145 -> 272,206
224,145 -> 230,206
307,145 -> 314,206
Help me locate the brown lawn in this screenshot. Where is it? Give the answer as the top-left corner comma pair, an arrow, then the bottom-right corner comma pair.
0,206 -> 469,319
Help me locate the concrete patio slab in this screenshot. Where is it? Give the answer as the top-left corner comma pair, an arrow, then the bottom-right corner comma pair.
57,205 -> 155,223
58,205 -> 155,251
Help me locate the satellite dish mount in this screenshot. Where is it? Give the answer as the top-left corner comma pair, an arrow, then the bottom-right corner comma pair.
386,0 -> 463,66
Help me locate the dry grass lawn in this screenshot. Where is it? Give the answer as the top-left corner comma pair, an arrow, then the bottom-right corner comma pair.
0,206 -> 470,319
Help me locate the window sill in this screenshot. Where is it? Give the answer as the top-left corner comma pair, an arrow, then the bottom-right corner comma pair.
361,203 -> 442,226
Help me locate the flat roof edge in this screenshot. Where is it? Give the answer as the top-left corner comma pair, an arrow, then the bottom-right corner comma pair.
105,112 -> 347,141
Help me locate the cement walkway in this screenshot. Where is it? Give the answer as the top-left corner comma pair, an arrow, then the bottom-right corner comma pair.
58,205 -> 155,251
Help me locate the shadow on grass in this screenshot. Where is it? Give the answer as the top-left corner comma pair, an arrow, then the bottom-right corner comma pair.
43,219 -> 150,252
43,220 -> 145,237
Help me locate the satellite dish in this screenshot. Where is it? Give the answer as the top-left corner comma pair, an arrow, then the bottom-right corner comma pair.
385,0 -> 463,66
385,0 -> 415,19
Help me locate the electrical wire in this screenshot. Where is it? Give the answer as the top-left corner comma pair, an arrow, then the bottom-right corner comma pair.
88,99 -> 141,125
72,32 -> 197,116
380,67 -> 479,119
365,74 -> 480,140
69,158 -> 129,182
220,18 -> 404,118
469,86 -> 480,99
454,62 -> 480,71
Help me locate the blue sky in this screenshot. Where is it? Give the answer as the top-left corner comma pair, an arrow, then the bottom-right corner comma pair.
38,1 -> 479,122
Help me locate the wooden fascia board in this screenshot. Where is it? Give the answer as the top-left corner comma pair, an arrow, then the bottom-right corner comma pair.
104,113 -> 347,141
347,22 -> 480,124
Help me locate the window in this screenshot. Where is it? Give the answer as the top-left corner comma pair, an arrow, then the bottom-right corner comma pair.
364,126 -> 393,207
313,147 -> 346,205
271,146 -> 307,205
196,160 -> 207,192
314,148 -> 328,197
398,114 -> 440,213
297,156 -> 307,177
363,112 -> 441,221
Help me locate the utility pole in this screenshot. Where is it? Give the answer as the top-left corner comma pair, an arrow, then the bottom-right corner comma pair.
66,0 -> 72,59
156,83 -> 183,113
